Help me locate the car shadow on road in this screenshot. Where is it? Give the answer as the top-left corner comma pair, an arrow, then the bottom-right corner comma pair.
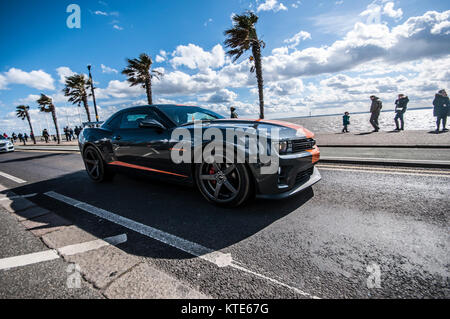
4,170 -> 314,260
0,152 -> 72,164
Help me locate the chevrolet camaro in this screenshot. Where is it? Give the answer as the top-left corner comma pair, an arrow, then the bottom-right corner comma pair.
79,104 -> 321,207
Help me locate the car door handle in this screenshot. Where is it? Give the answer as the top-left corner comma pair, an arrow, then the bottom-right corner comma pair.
113,135 -> 121,141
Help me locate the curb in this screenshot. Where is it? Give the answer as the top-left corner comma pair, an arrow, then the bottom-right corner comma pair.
15,146 -> 79,152
318,144 -> 450,149
319,157 -> 450,169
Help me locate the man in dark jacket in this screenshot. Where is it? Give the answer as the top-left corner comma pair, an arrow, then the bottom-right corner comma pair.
394,94 -> 409,131
369,95 -> 382,132
230,107 -> 238,119
433,89 -> 449,133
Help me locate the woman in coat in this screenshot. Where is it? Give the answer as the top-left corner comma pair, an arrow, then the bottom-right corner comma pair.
433,89 -> 449,133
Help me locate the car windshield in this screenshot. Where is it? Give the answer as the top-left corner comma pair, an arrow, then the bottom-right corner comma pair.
158,105 -> 224,126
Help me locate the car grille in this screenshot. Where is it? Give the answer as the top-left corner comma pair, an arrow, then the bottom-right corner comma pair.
0,143 -> 6,147
295,167 -> 314,184
292,139 -> 315,153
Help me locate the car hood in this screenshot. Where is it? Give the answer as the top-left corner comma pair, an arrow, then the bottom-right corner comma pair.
180,118 -> 314,140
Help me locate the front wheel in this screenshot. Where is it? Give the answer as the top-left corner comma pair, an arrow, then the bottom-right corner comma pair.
83,146 -> 114,182
195,157 -> 252,207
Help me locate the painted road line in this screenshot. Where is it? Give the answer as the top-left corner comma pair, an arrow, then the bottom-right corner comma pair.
0,171 -> 26,184
0,193 -> 38,201
0,234 -> 127,271
317,164 -> 450,175
318,166 -> 450,178
45,191 -> 318,299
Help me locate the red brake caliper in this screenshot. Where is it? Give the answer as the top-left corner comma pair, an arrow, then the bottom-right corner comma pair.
209,166 -> 216,186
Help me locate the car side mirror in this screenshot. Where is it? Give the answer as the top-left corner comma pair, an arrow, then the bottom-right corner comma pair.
139,119 -> 166,131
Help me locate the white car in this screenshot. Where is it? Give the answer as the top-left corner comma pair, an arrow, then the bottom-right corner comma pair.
0,136 -> 14,153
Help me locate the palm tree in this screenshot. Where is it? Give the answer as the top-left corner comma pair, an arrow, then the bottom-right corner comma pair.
16,105 -> 36,144
122,53 -> 163,105
37,94 -> 60,144
63,74 -> 91,122
224,11 -> 265,119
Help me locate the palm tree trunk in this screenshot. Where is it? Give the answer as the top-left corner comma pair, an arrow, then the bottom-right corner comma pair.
145,78 -> 152,105
82,95 -> 91,122
51,107 -> 60,144
26,112 -> 36,144
252,44 -> 264,119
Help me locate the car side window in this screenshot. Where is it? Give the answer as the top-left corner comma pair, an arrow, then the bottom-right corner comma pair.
104,114 -> 122,130
119,110 -> 154,129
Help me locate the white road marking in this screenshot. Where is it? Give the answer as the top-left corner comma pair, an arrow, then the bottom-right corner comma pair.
45,191 -> 318,299
58,233 -> 127,256
318,166 -> 450,178
0,171 -> 26,184
0,234 -> 127,271
0,193 -> 37,201
0,250 -> 59,271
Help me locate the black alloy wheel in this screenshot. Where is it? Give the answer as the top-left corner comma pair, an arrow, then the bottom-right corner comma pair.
196,155 -> 252,207
83,146 -> 114,182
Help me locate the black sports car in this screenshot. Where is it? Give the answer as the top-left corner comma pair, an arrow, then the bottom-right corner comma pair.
79,104 -> 321,206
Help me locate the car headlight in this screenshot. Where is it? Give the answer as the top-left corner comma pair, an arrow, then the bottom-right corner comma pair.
279,141 -> 288,153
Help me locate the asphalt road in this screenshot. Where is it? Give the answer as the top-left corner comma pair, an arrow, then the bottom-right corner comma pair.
0,150 -> 449,298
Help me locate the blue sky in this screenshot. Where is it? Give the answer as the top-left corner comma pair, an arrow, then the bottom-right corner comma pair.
1,0 -> 449,134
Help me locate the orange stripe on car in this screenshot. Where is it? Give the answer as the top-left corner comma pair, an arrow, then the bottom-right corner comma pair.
256,119 -> 315,138
109,161 -> 188,178
306,146 -> 320,164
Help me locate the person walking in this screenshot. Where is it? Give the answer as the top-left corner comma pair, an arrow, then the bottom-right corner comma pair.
18,133 -> 25,145
433,89 -> 449,133
69,127 -> 74,141
24,133 -> 29,142
230,107 -> 238,119
342,112 -> 350,133
42,129 -> 49,143
12,132 -> 17,143
369,95 -> 382,132
394,94 -> 409,131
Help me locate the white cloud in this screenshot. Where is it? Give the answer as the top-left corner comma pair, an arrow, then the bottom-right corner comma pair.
101,64 -> 118,74
283,30 -> 311,48
16,94 -> 41,105
200,89 -> 237,103
170,44 -> 226,70
94,10 -> 108,16
113,24 -> 123,30
56,66 -> 76,84
1,68 -> 55,90
383,2 -> 403,20
204,18 -> 213,27
96,80 -> 143,99
0,74 -> 7,90
292,1 -> 301,9
263,10 -> 450,80
257,0 -> 288,13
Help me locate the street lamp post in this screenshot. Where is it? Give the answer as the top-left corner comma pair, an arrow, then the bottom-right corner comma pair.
87,65 -> 99,123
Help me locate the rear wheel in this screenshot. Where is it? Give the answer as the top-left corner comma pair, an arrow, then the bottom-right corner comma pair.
83,146 -> 114,182
195,155 -> 252,207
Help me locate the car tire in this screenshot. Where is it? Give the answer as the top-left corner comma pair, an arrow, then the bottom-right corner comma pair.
195,156 -> 252,207
83,145 -> 114,182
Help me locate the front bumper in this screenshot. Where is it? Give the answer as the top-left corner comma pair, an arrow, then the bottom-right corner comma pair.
252,146 -> 321,199
0,145 -> 14,152
257,166 -> 321,199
